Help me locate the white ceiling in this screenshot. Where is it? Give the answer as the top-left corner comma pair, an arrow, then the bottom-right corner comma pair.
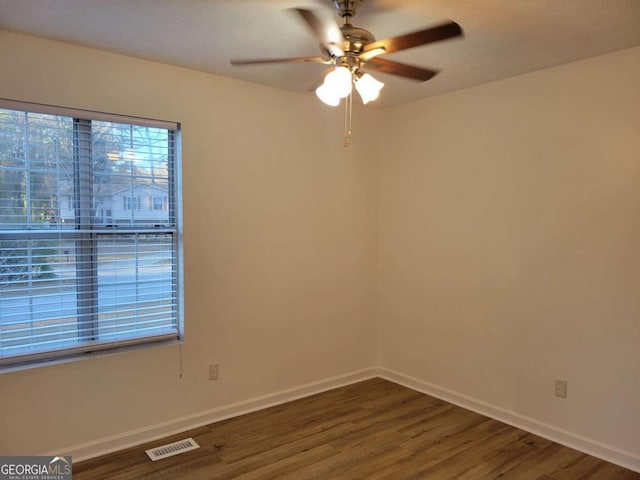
0,0 -> 639,107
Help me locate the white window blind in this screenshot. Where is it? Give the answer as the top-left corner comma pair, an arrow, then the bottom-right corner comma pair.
0,100 -> 182,367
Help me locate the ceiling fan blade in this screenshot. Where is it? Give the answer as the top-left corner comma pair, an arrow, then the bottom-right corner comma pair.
290,8 -> 345,57
363,21 -> 463,56
358,47 -> 386,61
230,56 -> 328,66
365,57 -> 439,81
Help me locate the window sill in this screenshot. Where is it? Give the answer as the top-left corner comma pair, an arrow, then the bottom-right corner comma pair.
0,336 -> 182,374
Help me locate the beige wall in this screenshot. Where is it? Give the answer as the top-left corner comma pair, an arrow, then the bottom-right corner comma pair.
378,46 -> 640,455
0,30 -> 378,455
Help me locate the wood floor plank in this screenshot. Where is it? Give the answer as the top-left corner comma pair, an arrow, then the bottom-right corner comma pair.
73,379 -> 640,480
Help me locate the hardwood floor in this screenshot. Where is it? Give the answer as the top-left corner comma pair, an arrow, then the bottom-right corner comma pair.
74,378 -> 639,479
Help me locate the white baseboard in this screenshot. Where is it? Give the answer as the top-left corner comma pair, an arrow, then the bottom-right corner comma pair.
49,367 -> 377,462
48,366 -> 639,473
378,367 -> 640,474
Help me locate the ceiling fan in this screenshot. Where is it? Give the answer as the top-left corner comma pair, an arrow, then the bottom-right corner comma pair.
230,0 -> 464,107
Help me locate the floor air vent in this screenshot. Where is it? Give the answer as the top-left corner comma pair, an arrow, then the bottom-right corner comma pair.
145,437 -> 200,461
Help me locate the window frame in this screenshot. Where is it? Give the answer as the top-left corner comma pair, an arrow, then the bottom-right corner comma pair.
0,98 -> 184,371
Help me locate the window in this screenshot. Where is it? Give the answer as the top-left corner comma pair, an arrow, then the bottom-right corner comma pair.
0,99 -> 182,368
124,196 -> 141,211
153,196 -> 165,211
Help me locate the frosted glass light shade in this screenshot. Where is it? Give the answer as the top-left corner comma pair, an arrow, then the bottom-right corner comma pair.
355,73 -> 384,104
315,84 -> 340,106
324,66 -> 353,99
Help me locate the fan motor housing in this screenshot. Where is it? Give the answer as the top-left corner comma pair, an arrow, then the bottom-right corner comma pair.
341,24 -> 375,53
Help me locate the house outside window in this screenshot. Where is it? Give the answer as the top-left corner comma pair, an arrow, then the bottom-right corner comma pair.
0,99 -> 183,368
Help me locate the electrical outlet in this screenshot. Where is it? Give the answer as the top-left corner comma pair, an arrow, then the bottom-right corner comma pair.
555,379 -> 567,399
209,363 -> 219,381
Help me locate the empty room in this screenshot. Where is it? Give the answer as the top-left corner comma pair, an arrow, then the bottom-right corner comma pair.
0,0 -> 639,478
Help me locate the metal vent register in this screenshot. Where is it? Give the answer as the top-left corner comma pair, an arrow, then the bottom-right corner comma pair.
145,438 -> 200,461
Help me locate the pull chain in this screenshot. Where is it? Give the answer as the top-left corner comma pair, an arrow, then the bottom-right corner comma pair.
348,91 -> 353,138
343,91 -> 350,147
343,87 -> 354,147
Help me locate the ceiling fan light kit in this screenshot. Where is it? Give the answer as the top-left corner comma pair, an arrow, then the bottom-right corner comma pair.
322,65 -> 354,100
315,83 -> 342,106
230,0 -> 463,144
354,72 -> 384,104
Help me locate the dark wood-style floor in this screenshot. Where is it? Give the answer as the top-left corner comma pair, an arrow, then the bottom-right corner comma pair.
74,378 -> 639,479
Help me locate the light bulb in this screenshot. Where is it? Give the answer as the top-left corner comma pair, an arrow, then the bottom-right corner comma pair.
355,73 -> 384,104
324,66 -> 353,99
315,84 -> 340,106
